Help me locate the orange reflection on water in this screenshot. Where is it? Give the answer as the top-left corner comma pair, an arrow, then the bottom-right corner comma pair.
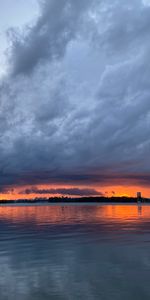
0,205 -> 98,225
0,204 -> 150,225
95,204 -> 150,222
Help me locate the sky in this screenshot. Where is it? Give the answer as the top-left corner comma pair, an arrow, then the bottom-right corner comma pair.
0,0 -> 150,199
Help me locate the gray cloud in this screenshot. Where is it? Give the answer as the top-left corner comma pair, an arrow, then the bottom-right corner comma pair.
19,187 -> 101,196
9,0 -> 94,75
0,0 -> 150,192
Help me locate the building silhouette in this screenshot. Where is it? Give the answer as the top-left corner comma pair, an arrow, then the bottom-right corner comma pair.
137,192 -> 142,202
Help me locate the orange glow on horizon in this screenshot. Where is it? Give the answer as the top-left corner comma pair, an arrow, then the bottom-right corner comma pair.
0,184 -> 150,200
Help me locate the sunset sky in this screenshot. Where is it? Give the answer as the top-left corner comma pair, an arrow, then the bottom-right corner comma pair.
0,0 -> 150,199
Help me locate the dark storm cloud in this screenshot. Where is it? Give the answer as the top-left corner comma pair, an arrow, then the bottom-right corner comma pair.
20,187 -> 101,196
1,0 -> 150,191
9,0 -> 93,75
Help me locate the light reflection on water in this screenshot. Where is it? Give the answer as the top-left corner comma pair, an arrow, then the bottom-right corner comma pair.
0,204 -> 150,299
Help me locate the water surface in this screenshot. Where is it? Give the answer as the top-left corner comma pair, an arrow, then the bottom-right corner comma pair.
0,204 -> 150,299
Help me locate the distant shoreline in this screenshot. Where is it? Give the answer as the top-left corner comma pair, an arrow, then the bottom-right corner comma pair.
0,197 -> 149,206
0,203 -> 150,208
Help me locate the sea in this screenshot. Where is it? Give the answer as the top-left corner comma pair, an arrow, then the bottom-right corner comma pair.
0,203 -> 150,300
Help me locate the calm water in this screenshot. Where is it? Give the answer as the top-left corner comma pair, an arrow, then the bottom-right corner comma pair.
0,204 -> 150,299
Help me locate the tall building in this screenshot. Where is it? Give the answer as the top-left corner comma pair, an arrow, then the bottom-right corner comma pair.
137,192 -> 142,200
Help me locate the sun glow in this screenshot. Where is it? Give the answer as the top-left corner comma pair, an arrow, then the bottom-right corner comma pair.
0,184 -> 150,200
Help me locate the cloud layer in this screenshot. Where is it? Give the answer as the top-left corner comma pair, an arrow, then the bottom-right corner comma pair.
19,187 -> 101,197
0,0 -> 150,192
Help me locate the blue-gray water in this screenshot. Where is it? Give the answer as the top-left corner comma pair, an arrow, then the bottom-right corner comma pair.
0,204 -> 150,300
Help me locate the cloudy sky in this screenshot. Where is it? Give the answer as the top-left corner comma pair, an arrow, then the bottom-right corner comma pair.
0,0 -> 150,199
